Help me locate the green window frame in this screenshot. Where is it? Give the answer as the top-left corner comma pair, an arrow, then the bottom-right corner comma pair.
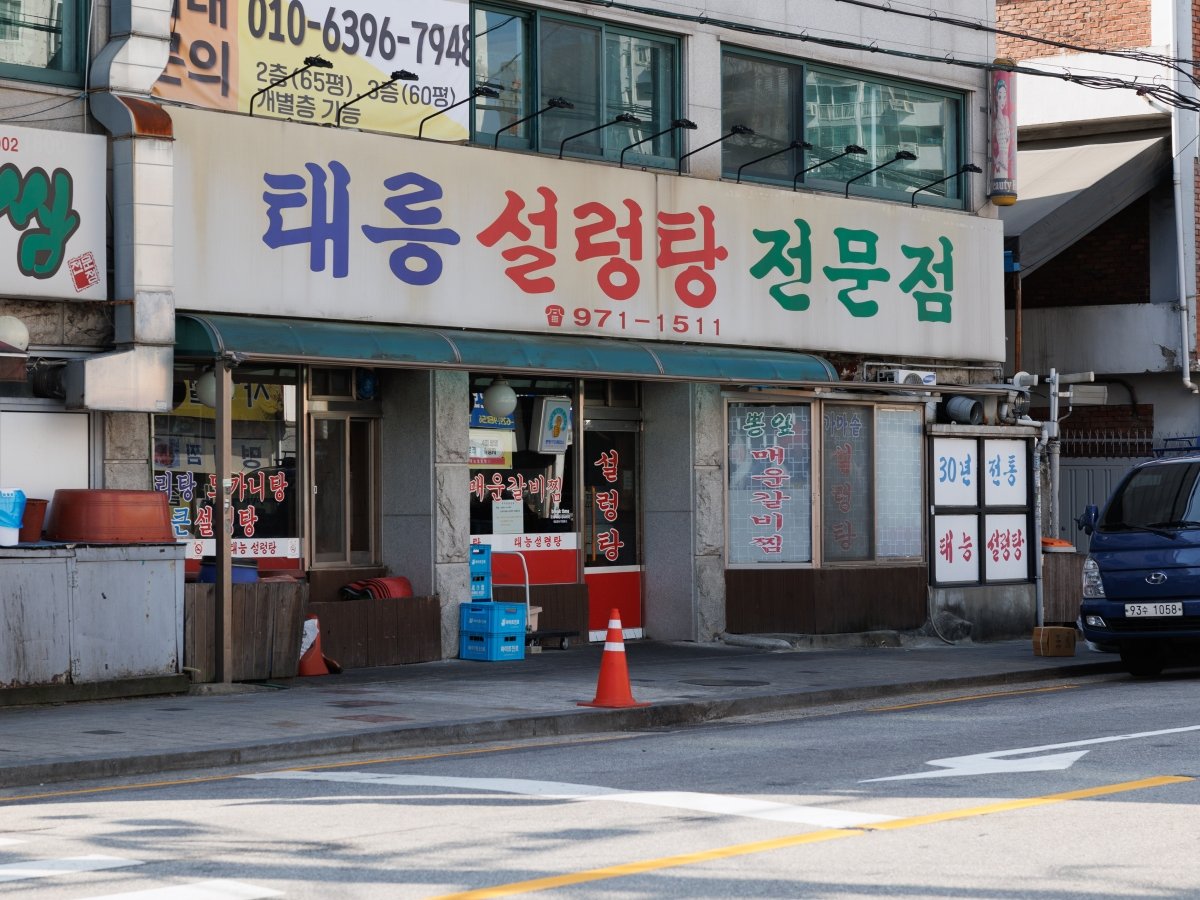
472,3 -> 682,168
721,47 -> 966,208
0,0 -> 89,86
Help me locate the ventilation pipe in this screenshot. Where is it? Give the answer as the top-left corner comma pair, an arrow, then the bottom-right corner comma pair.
68,1 -> 175,412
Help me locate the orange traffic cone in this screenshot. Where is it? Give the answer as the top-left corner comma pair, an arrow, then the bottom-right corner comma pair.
298,614 -> 330,676
579,609 -> 649,708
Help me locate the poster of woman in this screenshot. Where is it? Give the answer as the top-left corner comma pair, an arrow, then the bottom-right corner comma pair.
989,65 -> 1017,205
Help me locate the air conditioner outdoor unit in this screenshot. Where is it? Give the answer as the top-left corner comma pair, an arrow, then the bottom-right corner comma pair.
878,369 -> 937,386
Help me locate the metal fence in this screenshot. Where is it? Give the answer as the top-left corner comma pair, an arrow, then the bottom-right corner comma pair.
1060,428 -> 1154,459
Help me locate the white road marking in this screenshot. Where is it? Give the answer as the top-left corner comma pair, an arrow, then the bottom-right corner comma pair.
81,879 -> 283,900
0,838 -> 25,846
0,855 -> 143,882
243,770 -> 896,829
865,723 -> 1200,781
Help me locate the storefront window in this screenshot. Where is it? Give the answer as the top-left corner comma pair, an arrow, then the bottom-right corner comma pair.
728,400 -> 923,566
152,367 -> 300,567
876,408 -> 924,557
727,403 -> 813,564
468,377 -> 576,548
822,403 -> 873,561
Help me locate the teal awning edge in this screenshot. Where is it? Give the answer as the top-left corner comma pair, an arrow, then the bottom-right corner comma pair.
175,313 -> 836,385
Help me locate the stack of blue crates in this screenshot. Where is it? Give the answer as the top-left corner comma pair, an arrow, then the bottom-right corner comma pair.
458,602 -> 526,661
469,544 -> 492,601
460,544 -> 526,661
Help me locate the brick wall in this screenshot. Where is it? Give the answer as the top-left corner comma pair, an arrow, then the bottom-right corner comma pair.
995,0 -> 1152,60
1016,196 -> 1150,308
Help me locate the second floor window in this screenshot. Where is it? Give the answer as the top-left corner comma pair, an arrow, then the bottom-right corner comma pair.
0,0 -> 88,86
722,48 -> 965,207
473,4 -> 681,168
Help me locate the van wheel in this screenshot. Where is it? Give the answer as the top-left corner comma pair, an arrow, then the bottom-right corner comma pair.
1120,648 -> 1165,677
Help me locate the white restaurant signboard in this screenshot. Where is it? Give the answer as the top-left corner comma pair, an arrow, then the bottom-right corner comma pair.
170,106 -> 1005,360
931,437 -> 1032,584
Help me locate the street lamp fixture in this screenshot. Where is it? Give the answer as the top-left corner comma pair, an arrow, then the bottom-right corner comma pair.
419,84 -> 501,140
619,117 -> 696,169
910,162 -> 983,207
336,70 -> 418,128
736,139 -> 811,185
677,124 -> 754,175
494,97 -> 574,149
792,144 -> 867,190
559,112 -> 642,159
844,149 -> 918,198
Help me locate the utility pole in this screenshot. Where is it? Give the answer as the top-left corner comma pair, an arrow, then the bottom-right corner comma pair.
1045,368 -> 1095,540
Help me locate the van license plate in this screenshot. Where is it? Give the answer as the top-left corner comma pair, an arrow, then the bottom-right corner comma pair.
1126,603 -> 1183,617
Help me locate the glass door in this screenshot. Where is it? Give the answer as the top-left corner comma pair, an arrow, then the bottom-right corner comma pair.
310,413 -> 377,566
583,418 -> 642,639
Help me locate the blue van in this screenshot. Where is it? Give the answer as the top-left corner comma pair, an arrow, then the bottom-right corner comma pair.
1078,455 -> 1200,676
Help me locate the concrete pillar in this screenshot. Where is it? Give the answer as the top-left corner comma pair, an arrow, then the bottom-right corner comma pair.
642,381 -> 726,641
380,369 -> 434,595
433,369 -> 470,657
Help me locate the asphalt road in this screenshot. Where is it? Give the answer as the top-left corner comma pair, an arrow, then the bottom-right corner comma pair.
2,672 -> 1198,899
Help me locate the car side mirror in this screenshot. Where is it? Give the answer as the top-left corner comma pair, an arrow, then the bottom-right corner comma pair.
1076,504 -> 1098,535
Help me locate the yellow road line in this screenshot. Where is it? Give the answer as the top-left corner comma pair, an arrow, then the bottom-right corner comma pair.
863,775 -> 1191,830
432,828 -> 865,899
430,775 -> 1193,899
869,684 -> 1078,712
0,734 -> 639,804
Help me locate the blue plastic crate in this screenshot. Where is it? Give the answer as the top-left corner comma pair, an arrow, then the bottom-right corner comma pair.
459,602 -> 526,634
470,572 -> 493,601
469,544 -> 492,575
459,630 -> 525,661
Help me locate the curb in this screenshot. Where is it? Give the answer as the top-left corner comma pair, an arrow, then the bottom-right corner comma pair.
0,660 -> 1122,790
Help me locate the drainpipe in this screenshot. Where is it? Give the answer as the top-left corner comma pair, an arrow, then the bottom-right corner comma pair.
1169,0 -> 1199,394
66,0 -> 175,412
1170,112 -> 1198,394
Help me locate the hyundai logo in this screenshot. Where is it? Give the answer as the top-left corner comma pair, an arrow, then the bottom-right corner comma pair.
1145,572 -> 1168,585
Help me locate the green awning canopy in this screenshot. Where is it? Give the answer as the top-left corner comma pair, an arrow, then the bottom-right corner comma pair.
175,313 -> 837,384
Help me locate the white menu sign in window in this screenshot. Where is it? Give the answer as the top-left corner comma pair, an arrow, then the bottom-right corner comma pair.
932,438 -> 978,507
984,439 -> 1027,506
932,514 -> 979,584
984,514 -> 1029,581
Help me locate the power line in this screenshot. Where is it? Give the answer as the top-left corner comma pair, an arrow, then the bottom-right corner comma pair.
833,0 -> 1200,88
0,95 -> 85,123
565,0 -> 1200,111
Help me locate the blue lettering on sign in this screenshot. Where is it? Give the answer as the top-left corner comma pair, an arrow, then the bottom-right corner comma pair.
362,172 -> 461,286
262,160 -> 351,277
262,163 -> 460,286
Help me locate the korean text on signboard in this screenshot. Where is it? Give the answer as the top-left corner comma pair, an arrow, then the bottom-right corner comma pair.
931,436 -> 1031,584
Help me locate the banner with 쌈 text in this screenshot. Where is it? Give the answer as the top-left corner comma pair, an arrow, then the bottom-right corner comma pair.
154,0 -> 470,138
0,125 -> 107,301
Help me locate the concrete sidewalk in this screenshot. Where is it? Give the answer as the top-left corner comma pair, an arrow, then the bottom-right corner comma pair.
0,637 -> 1123,789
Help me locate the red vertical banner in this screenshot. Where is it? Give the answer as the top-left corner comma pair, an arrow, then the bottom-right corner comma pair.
989,63 -> 1017,206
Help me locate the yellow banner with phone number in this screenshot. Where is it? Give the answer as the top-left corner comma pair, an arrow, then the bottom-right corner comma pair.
153,0 -> 470,139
